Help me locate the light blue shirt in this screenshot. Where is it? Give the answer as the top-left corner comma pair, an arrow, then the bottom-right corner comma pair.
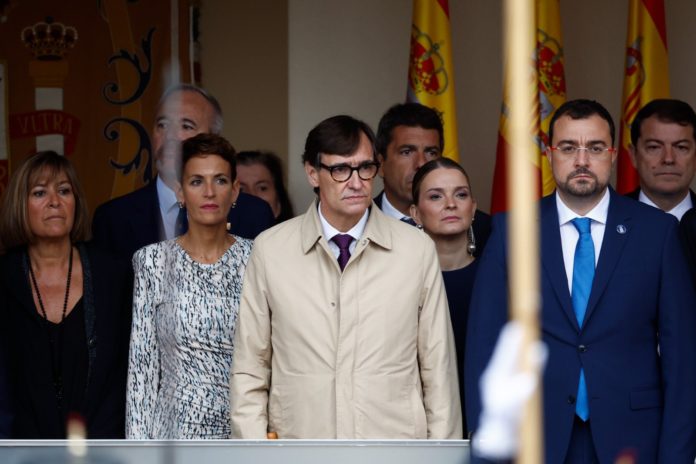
156,176 -> 179,240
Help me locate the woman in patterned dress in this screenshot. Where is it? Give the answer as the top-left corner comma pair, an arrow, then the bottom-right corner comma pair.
126,133 -> 253,439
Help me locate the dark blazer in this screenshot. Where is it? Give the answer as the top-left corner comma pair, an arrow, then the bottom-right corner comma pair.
0,242 -> 133,438
92,179 -> 275,260
374,190 -> 492,258
680,207 -> 696,283
465,189 -> 696,463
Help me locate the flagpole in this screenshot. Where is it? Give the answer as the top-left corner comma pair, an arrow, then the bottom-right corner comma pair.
503,0 -> 543,462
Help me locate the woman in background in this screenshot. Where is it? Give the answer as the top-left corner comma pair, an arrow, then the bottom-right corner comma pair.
410,157 -> 479,434
126,133 -> 253,439
0,151 -> 132,438
236,150 -> 294,223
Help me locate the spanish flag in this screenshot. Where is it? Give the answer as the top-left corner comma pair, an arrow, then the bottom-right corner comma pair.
490,0 -> 566,214
617,0 -> 670,194
407,0 -> 459,162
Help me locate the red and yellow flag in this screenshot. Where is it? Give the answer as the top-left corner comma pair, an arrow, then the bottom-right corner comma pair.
617,0 -> 669,193
490,0 -> 566,214
407,0 -> 459,162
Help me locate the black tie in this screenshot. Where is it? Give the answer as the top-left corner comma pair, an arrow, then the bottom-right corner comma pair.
175,207 -> 188,236
401,217 -> 417,227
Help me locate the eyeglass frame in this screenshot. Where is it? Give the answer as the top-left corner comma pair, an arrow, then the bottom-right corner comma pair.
549,144 -> 617,158
318,161 -> 381,182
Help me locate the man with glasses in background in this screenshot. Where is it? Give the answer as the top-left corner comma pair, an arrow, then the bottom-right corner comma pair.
465,99 -> 696,463
230,115 -> 461,439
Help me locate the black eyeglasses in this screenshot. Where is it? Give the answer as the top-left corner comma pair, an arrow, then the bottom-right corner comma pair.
319,161 -> 380,182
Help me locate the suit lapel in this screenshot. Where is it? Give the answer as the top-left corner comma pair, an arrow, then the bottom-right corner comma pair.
373,190 -> 384,210
131,181 -> 164,246
540,195 -> 579,331
583,190 -> 631,325
4,249 -> 38,319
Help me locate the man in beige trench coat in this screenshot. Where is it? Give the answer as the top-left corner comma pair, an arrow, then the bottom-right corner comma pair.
229,115 -> 462,439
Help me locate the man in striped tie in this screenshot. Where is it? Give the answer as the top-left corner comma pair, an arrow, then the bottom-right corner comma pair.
466,99 -> 696,463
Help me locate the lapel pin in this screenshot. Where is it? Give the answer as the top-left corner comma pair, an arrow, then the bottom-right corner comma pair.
616,224 -> 627,234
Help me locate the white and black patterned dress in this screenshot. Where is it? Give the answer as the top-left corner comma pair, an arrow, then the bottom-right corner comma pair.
126,237 -> 252,439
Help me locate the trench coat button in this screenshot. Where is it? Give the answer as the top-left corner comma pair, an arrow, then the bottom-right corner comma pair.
567,395 -> 576,404
578,345 -> 587,353
88,337 -> 96,347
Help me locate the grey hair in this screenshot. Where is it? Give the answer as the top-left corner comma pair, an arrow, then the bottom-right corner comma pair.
158,83 -> 224,134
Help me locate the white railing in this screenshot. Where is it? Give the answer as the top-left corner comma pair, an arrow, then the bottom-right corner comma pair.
0,439 -> 471,464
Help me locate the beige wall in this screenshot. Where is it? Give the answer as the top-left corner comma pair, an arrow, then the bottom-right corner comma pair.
202,0 -> 696,214
199,1 -> 288,167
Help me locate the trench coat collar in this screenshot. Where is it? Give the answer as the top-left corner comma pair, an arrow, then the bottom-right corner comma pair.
300,199 -> 393,254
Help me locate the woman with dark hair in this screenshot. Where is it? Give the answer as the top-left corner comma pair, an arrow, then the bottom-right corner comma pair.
0,151 -> 132,438
126,133 -> 253,439
410,157 -> 479,434
236,150 -> 294,223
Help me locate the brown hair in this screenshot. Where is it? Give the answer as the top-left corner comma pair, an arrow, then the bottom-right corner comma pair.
411,157 -> 472,206
0,151 -> 89,251
237,150 -> 295,221
179,133 -> 237,183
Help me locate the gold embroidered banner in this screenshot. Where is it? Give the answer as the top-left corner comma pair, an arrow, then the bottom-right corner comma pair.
0,0 -> 192,212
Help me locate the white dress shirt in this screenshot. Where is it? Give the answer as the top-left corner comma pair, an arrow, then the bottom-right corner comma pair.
638,189 -> 693,221
317,203 -> 369,259
556,189 -> 610,292
380,192 -> 414,223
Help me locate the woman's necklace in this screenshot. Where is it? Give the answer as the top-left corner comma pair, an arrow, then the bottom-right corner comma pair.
27,246 -> 74,408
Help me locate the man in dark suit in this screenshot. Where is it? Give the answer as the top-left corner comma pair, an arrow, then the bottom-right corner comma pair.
465,99 -> 696,463
681,208 -> 696,283
626,99 -> 696,221
92,84 -> 274,259
374,103 -> 490,256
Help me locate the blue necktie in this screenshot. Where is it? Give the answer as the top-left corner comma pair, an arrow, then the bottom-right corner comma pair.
331,234 -> 353,271
400,217 -> 417,227
571,217 -> 594,421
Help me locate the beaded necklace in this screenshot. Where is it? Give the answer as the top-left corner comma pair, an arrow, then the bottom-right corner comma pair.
27,246 -> 73,408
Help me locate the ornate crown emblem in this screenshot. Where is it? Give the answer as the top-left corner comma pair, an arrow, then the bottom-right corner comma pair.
21,17 -> 78,60
409,25 -> 448,96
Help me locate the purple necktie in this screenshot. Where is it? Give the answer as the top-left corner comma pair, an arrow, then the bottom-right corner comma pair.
331,234 -> 353,271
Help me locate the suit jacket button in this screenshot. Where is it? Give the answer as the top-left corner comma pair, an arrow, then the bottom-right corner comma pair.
578,344 -> 587,353
567,395 -> 576,404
